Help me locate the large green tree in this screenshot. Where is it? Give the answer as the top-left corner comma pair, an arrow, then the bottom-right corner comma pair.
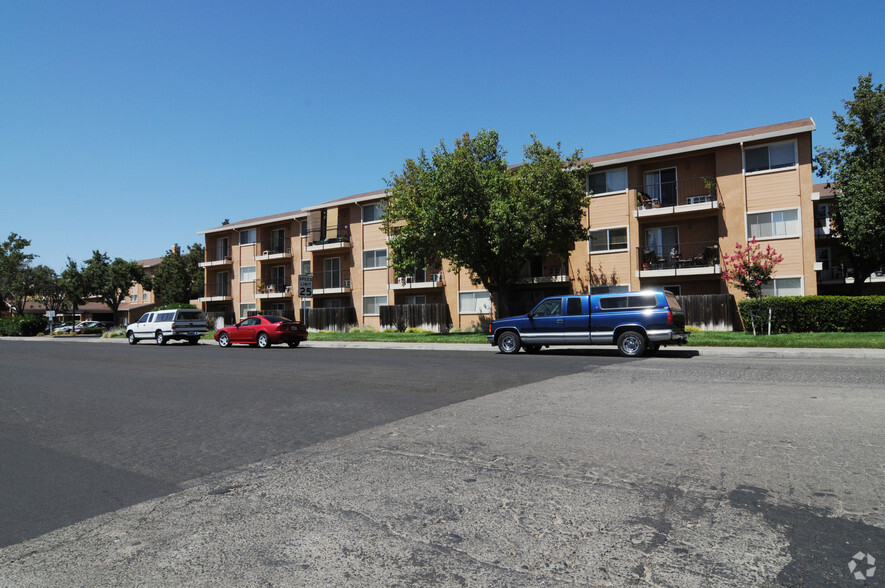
32,265 -> 68,315
150,243 -> 205,304
815,73 -> 885,293
383,130 -> 589,318
0,233 -> 37,315
81,251 -> 146,322
61,257 -> 87,318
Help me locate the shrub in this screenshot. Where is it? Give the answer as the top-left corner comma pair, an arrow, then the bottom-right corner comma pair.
0,315 -> 48,337
156,303 -> 197,310
738,296 -> 885,334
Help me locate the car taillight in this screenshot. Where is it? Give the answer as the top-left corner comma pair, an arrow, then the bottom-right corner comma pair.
667,310 -> 673,326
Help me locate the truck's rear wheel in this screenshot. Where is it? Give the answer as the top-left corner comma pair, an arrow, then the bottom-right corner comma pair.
617,330 -> 647,357
497,331 -> 521,354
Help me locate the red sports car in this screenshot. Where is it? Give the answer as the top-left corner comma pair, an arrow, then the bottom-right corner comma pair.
215,315 -> 308,348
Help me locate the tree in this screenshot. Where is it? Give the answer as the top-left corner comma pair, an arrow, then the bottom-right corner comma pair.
815,73 -> 885,293
32,265 -> 67,315
81,251 -> 146,323
61,257 -> 87,318
720,237 -> 784,299
383,130 -> 589,317
151,243 -> 204,304
0,233 -> 37,315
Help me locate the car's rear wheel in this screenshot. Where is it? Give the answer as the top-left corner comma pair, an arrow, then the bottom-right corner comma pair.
497,331 -> 521,354
218,332 -> 230,348
155,331 -> 167,345
287,341 -> 300,348
523,344 -> 542,354
617,330 -> 647,357
257,332 -> 271,348
127,331 -> 137,345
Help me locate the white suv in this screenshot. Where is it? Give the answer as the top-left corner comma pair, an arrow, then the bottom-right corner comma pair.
127,308 -> 208,345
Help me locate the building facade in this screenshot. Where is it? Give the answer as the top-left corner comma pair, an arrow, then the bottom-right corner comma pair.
198,118 -> 824,329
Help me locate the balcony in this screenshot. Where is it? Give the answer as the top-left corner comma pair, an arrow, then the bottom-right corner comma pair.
255,238 -> 293,261
305,226 -> 351,252
516,262 -> 569,285
200,245 -> 232,268
256,277 -> 292,299
389,267 -> 445,290
312,269 -> 352,295
200,282 -> 233,302
636,241 -> 720,278
634,177 -> 719,218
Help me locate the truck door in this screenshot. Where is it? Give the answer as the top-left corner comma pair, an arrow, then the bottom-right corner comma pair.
524,297 -> 564,345
562,296 -> 590,344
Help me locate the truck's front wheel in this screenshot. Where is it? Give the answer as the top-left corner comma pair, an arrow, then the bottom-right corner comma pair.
617,330 -> 647,357
497,331 -> 521,354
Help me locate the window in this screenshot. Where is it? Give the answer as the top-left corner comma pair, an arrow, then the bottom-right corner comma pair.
747,209 -> 800,239
239,303 -> 256,319
270,228 -> 285,252
645,226 -> 679,257
363,295 -> 387,316
405,295 -> 426,305
362,202 -> 385,223
589,227 -> 628,253
644,168 -> 677,207
142,293 -> 149,302
239,265 -> 256,282
299,219 -> 308,236
363,248 -> 388,269
744,141 -> 796,173
459,291 -> 491,314
587,168 -> 627,195
239,228 -> 257,245
130,294 -> 137,302
760,277 -> 802,297
532,298 -> 562,317
599,293 -> 657,310
566,297 -> 584,316
301,260 -> 311,275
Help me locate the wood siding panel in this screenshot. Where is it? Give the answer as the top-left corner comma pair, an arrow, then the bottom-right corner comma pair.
588,193 -> 628,228
746,169 -> 800,210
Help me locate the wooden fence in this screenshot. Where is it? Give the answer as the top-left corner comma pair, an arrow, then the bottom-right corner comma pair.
675,294 -> 739,331
301,307 -> 358,332
380,303 -> 451,332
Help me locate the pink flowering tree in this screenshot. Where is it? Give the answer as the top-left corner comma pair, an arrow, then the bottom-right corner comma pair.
720,237 -> 784,298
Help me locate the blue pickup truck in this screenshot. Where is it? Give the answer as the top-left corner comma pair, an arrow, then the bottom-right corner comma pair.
487,290 -> 688,357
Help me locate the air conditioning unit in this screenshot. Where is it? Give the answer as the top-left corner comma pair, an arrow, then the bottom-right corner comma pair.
343,279 -> 351,288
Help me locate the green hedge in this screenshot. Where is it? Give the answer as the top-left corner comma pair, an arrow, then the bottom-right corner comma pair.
0,315 -> 48,336
738,296 -> 885,334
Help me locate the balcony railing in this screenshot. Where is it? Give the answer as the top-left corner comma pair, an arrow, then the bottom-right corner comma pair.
313,269 -> 352,291
202,282 -> 232,299
388,266 -> 444,289
634,177 -> 718,210
637,241 -> 720,273
305,225 -> 351,248
257,277 -> 291,296
256,238 -> 292,258
203,245 -> 232,264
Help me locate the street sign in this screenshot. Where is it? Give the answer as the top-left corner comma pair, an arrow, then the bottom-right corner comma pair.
298,274 -> 313,298
45,310 -> 56,318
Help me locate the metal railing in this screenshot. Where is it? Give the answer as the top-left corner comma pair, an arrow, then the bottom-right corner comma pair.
258,277 -> 291,294
257,238 -> 291,256
205,244 -> 231,263
306,225 -> 350,247
314,269 -> 352,290
203,282 -> 232,298
637,241 -> 720,270
634,177 -> 718,209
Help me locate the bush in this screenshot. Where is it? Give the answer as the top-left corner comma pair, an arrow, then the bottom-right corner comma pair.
156,303 -> 197,310
738,296 -> 885,334
0,315 -> 48,337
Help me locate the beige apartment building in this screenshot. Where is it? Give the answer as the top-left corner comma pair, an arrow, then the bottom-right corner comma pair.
198,118 -> 821,329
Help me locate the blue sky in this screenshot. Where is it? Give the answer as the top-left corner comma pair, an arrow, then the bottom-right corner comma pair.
2,0 -> 882,271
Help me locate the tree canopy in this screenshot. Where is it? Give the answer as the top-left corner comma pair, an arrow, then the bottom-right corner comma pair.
80,251 -> 146,322
815,73 -> 885,292
150,243 -> 205,305
0,233 -> 37,315
383,130 -> 589,317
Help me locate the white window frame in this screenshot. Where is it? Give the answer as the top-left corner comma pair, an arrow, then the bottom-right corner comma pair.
588,226 -> 628,253
301,260 -> 311,275
362,202 -> 385,223
746,208 -> 800,240
362,248 -> 388,269
239,265 -> 257,283
587,167 -> 627,195
239,302 -> 256,320
299,219 -> 308,237
239,228 -> 257,245
743,140 -> 798,175
363,295 -> 388,316
458,290 -> 492,315
760,276 -> 803,297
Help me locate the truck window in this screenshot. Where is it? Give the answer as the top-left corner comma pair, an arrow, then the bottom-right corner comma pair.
532,298 -> 562,317
566,297 -> 584,316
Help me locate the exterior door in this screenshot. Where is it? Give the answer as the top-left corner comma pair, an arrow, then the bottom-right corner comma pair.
523,297 -> 564,345
324,257 -> 340,288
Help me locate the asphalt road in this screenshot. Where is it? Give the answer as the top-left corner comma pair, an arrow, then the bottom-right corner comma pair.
1,338 -> 884,586
0,339 -> 607,548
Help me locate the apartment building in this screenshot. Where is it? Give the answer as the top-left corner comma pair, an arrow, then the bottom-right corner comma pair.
198,118 -> 822,329
118,255 -> 163,325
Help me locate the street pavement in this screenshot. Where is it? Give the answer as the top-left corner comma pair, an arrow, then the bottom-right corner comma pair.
1,337 -> 883,586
